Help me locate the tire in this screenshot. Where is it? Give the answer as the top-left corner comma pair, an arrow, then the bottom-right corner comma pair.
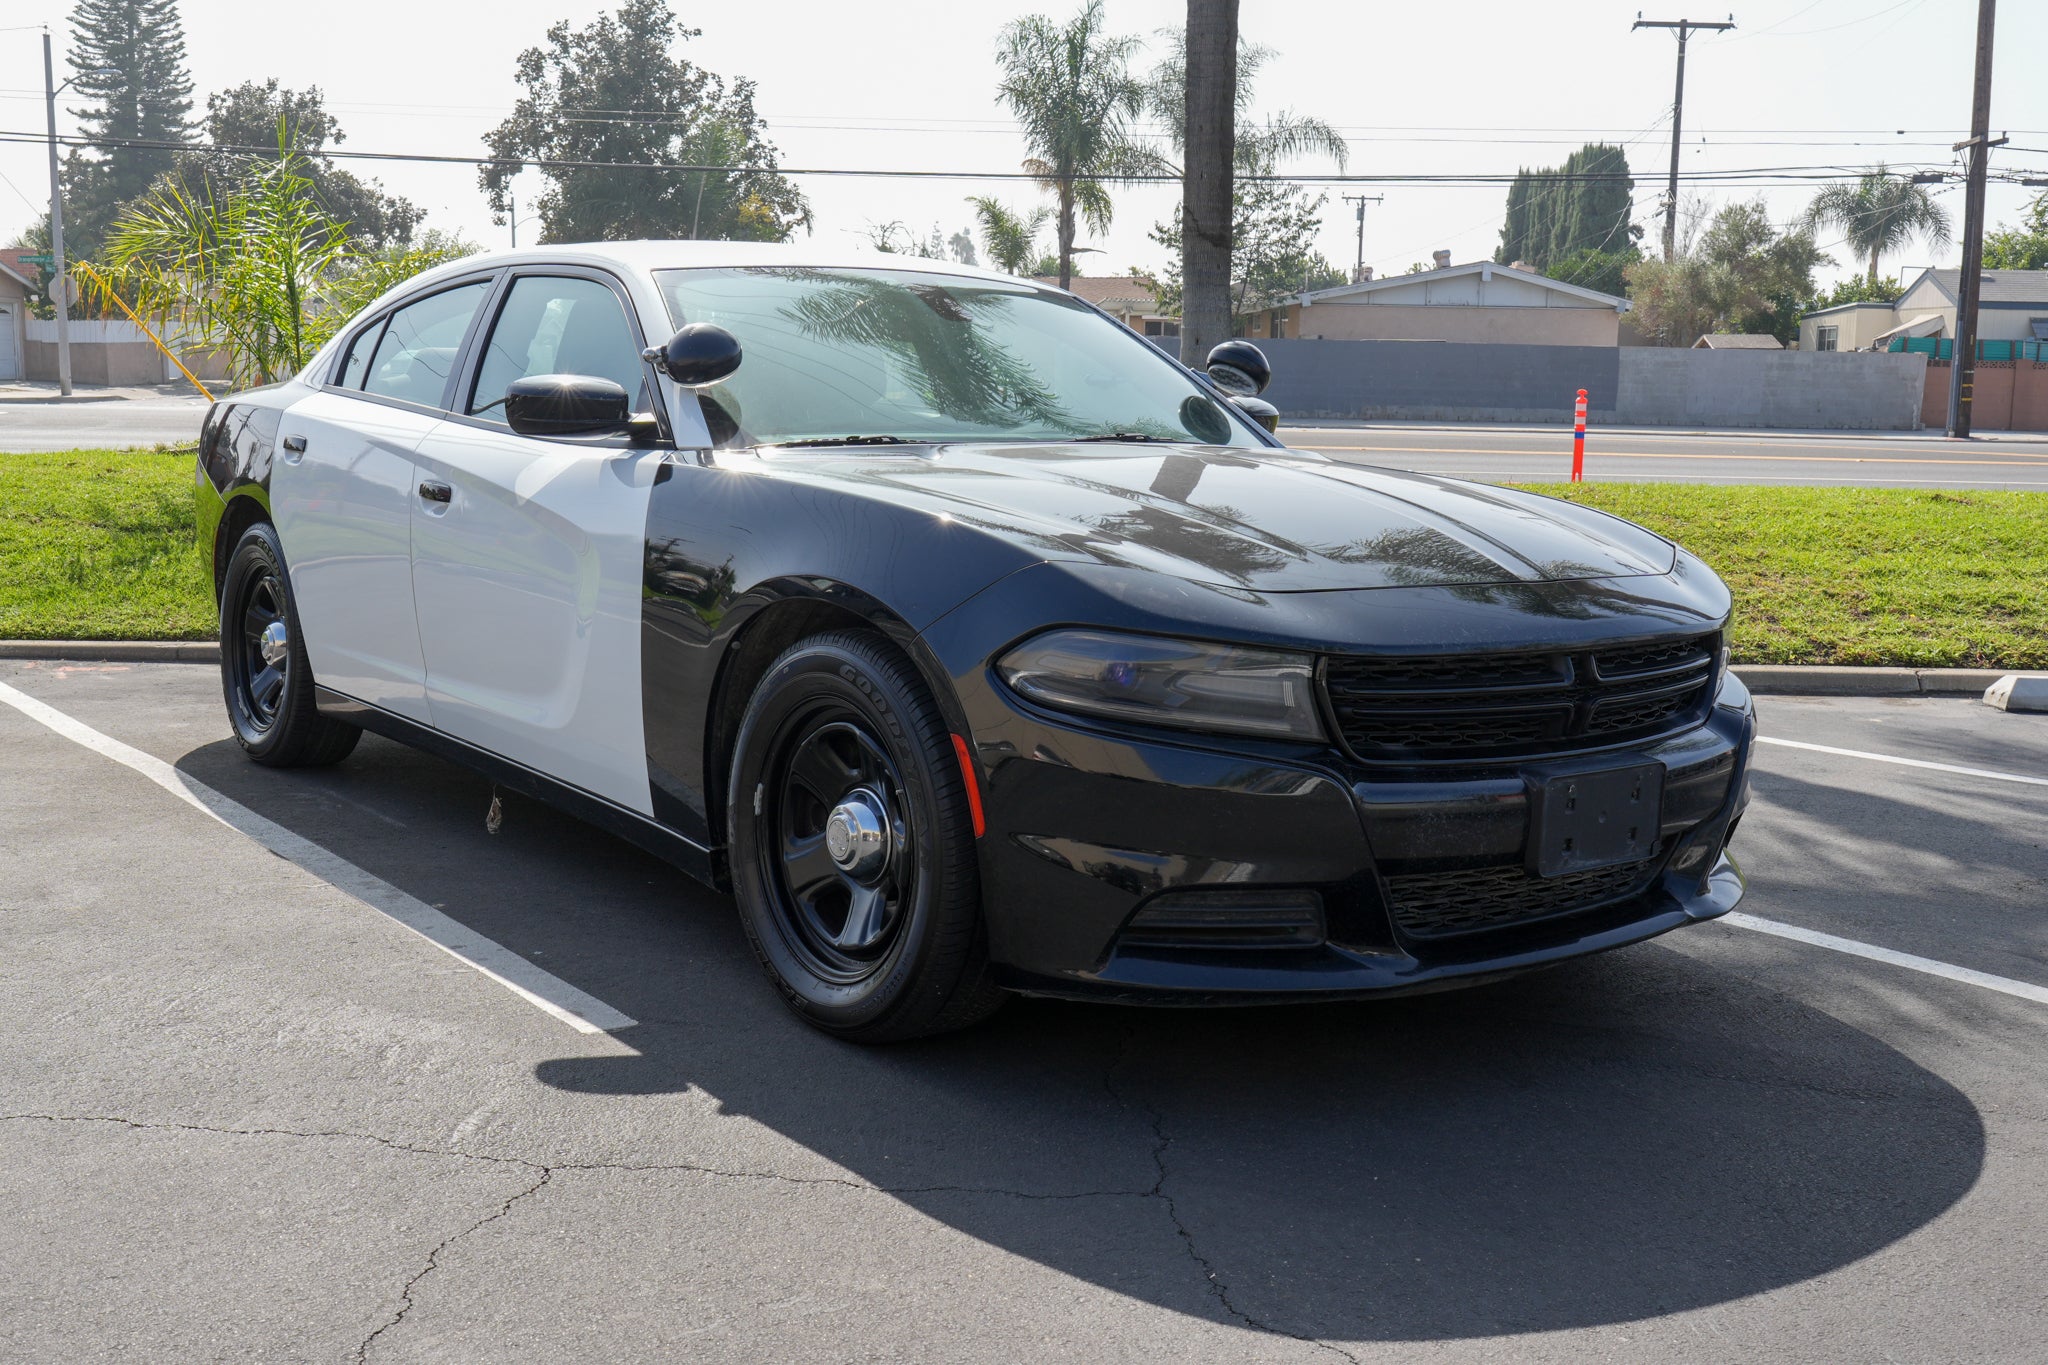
219,521 -> 360,768
727,630 -> 1005,1042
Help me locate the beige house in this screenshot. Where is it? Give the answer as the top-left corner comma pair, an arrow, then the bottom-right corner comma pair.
1796,301 -> 1899,352
1693,333 -> 1782,350
1033,274 -> 1180,340
1798,267 -> 2048,351
1247,259 -> 1631,347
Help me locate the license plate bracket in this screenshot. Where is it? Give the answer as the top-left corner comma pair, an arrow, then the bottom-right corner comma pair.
1527,759 -> 1665,878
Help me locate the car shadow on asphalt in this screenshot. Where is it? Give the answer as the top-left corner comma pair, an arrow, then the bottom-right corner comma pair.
176,731 -> 1985,1346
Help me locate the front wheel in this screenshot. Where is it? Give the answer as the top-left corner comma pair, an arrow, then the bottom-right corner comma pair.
727,631 -> 1003,1041
219,521 -> 360,768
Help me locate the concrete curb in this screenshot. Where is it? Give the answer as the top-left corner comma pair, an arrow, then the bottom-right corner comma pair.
1733,665 -> 2012,697
0,643 -> 2027,700
0,640 -> 220,663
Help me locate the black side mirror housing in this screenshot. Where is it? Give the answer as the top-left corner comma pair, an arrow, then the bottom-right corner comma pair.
505,374 -> 632,437
1206,340 -> 1272,397
645,323 -> 743,386
1230,394 -> 1280,433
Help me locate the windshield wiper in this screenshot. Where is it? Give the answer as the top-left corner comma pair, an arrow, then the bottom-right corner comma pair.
1071,432 -> 1176,443
763,435 -> 920,449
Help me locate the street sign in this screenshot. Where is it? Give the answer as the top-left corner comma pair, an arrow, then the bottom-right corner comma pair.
53,273 -> 80,308
20,253 -> 53,266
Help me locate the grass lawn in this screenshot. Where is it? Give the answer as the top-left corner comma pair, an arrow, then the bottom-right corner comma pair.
0,447 -> 215,641
2,449 -> 2045,668
1519,482 -> 2048,669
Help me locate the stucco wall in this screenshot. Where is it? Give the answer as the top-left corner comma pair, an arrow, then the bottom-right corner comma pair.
1258,338 -> 1928,428
1291,300 -> 1621,347
1616,348 -> 1927,429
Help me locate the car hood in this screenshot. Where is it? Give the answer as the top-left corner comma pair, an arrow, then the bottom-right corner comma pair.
753,442 -> 1678,593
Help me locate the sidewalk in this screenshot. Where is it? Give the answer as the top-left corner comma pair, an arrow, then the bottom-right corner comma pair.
0,381 -> 209,404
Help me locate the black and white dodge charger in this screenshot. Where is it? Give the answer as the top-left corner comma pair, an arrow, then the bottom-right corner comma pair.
196,242 -> 1755,1041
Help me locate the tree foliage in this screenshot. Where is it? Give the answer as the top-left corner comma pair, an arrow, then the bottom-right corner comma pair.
167,81 -> 424,248
1624,199 -> 1828,345
1142,29 -> 1346,177
1495,144 -> 1638,271
1543,245 -> 1642,299
1810,273 -> 1901,310
1149,179 -> 1339,322
60,0 -> 196,260
98,152 -> 472,388
480,0 -> 808,245
1803,167 -> 1951,286
994,1 -> 1157,289
1983,190 -> 2048,271
967,196 -> 1054,275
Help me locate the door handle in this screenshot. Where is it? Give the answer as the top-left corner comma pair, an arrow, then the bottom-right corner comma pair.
418,480 -> 452,504
280,433 -> 307,465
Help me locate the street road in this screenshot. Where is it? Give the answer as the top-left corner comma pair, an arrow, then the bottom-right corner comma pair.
1289,421 -> 2048,489
3,661 -> 2045,1362
0,390 -> 209,451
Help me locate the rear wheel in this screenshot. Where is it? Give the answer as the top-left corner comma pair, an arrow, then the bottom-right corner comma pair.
219,521 -> 359,768
728,631 -> 1003,1041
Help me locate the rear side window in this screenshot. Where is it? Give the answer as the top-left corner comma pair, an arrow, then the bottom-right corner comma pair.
468,275 -> 647,422
362,281 -> 490,408
336,319 -> 384,389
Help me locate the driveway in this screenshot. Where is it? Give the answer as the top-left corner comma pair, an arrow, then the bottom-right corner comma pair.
1,662 -> 2044,1361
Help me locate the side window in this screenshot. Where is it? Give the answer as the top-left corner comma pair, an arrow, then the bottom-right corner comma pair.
336,318 -> 385,389
468,275 -> 647,422
362,281 -> 491,408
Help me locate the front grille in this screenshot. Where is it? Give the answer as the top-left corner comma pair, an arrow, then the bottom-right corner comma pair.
1385,846 -> 1667,937
1323,633 -> 1719,761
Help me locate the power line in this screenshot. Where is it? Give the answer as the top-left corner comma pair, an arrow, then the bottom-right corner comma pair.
0,128 -> 1970,188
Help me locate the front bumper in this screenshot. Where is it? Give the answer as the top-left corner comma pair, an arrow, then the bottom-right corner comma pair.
958,665 -> 1755,1005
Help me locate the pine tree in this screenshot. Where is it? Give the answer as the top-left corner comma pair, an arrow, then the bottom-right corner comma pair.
61,0 -> 195,259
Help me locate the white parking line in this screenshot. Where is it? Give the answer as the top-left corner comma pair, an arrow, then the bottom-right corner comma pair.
0,680 -> 638,1037
1726,912 -> 2048,1007
1757,736 -> 2048,788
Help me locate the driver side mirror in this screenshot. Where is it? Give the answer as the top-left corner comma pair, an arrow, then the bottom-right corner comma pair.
644,323 -> 743,386
1205,340 -> 1272,397
505,374 -> 632,437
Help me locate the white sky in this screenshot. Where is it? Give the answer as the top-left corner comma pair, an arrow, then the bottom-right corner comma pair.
2,0 -> 2044,291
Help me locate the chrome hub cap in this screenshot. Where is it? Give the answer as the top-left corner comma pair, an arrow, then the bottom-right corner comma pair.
258,620 -> 290,668
824,790 -> 891,880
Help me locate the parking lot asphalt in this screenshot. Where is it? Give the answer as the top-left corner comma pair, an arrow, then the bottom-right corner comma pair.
2,661 -> 2044,1362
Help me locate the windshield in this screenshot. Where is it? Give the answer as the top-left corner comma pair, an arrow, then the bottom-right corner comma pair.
654,266 -> 1261,449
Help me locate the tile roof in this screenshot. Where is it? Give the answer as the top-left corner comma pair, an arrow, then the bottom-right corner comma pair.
1033,275 -> 1162,313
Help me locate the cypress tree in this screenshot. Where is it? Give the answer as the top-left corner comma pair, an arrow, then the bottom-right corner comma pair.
62,0 -> 195,258
1496,143 -> 1637,272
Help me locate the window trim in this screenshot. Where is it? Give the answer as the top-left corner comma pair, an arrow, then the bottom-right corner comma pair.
319,269 -> 504,417
438,263 -> 672,448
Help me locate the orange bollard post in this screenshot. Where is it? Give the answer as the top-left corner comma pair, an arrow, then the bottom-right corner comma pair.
1571,388 -> 1587,482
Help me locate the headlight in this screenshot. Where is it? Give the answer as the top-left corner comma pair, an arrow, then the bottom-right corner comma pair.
996,629 -> 1325,741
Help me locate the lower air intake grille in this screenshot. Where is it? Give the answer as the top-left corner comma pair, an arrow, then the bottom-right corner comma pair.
1384,847 -> 1666,938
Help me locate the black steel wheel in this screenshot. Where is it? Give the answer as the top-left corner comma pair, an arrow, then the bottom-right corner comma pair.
218,521 -> 360,768
728,630 -> 1004,1041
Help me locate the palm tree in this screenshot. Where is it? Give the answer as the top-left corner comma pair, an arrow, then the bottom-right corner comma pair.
966,196 -> 1053,275
1144,30 -> 1348,177
994,2 -> 1158,290
1804,166 -> 1953,288
1180,0 -> 1239,364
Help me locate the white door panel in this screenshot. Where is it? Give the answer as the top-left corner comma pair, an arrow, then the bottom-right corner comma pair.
274,391 -> 439,722
411,421 -> 660,815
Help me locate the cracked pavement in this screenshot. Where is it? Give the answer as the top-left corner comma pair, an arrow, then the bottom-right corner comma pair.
3,662 -> 2046,1361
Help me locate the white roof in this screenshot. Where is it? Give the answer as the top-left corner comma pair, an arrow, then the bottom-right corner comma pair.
406,240 -> 1022,293
1870,312 -> 1946,346
1294,259 -> 1631,312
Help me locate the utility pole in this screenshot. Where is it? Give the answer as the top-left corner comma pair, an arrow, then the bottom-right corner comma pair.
1341,193 -> 1382,283
1947,0 -> 2000,440
509,190 -> 518,249
1632,14 -> 1735,262
42,32 -> 71,398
